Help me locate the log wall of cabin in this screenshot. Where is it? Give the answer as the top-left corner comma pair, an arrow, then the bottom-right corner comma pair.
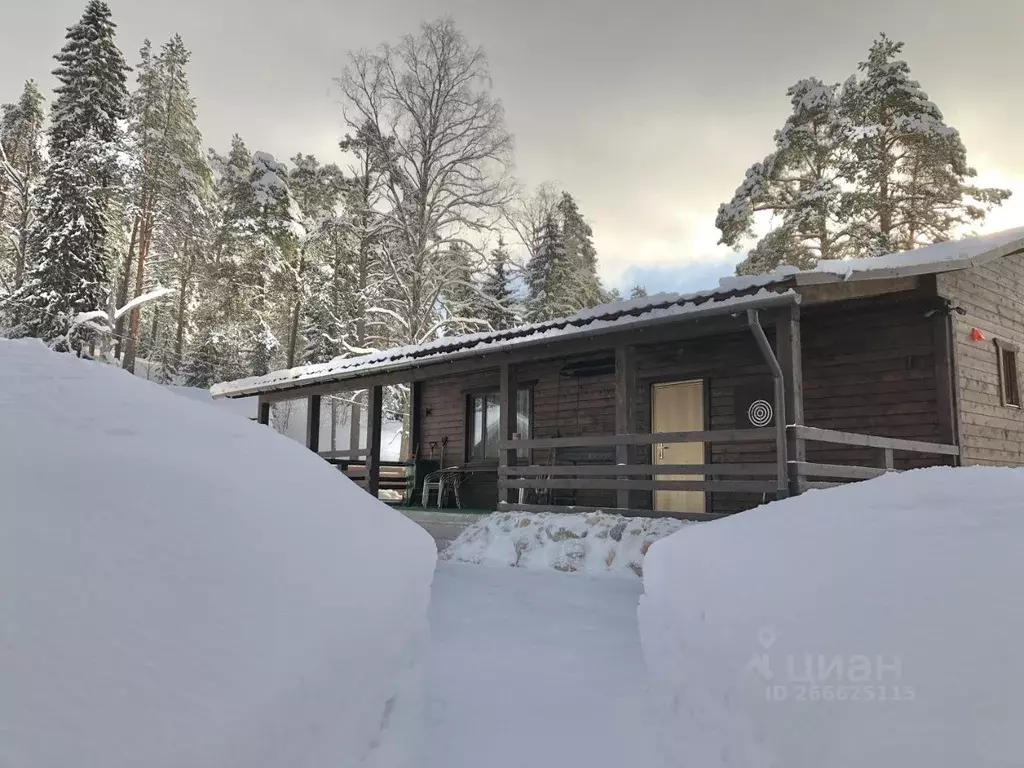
416,332 -> 776,514
414,293 -> 953,515
938,249 -> 1024,466
800,294 -> 948,471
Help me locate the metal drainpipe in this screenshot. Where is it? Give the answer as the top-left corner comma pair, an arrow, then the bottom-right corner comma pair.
746,309 -> 789,499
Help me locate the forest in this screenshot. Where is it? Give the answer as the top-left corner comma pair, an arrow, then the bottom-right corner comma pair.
0,2 -> 1008,392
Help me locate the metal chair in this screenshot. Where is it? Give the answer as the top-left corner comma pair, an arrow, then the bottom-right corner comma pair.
421,467 -> 457,508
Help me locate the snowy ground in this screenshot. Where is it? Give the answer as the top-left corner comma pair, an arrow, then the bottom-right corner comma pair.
423,563 -> 666,768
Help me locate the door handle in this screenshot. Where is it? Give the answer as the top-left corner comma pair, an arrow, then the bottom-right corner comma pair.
657,443 -> 665,461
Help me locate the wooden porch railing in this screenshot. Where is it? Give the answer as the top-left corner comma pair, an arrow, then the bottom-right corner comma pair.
319,450 -> 411,497
499,428 -> 783,517
496,425 -> 960,517
789,425 -> 959,491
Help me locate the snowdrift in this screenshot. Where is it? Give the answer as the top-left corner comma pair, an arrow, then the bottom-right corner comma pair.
638,467 -> 1024,767
0,340 -> 437,768
444,510 -> 689,577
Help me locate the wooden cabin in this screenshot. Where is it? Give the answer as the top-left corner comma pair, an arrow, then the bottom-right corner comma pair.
211,228 -> 1024,519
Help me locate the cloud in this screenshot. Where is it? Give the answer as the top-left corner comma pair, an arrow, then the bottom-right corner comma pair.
616,253 -> 744,297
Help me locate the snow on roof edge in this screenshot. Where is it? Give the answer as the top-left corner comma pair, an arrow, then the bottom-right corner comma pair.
717,227 -> 1024,292
212,288 -> 798,399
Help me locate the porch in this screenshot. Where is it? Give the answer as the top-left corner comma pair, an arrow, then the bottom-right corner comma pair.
248,294 -> 960,520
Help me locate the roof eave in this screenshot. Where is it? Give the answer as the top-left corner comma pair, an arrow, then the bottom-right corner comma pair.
794,239 -> 1024,286
217,290 -> 800,399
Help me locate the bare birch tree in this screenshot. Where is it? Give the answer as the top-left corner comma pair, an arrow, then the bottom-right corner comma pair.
336,18 -> 514,353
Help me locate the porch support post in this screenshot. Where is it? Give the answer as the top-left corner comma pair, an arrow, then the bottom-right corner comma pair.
747,309 -> 789,499
409,380 -> 424,461
614,344 -> 638,510
774,303 -> 805,494
305,394 -> 321,452
366,385 -> 384,498
257,399 -> 271,426
933,309 -> 959,464
499,362 -> 518,506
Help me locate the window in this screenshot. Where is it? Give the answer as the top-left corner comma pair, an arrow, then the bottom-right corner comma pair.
469,389 -> 531,460
997,340 -> 1021,408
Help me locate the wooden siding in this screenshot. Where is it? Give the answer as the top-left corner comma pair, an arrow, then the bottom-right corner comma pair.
416,292 -> 953,514
801,295 -> 948,472
634,332 -> 774,514
938,249 -> 1024,466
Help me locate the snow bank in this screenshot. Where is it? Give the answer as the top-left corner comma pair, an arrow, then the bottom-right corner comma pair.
443,511 -> 690,577
0,339 -> 437,768
167,384 -> 258,419
638,467 -> 1024,767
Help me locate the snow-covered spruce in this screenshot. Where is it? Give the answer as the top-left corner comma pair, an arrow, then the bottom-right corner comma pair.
0,339 -> 436,768
639,466 -> 1024,767
11,0 -> 129,351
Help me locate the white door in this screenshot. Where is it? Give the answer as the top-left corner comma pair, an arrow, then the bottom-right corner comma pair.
652,380 -> 705,514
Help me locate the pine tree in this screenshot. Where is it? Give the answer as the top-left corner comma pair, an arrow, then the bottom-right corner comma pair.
628,285 -> 648,299
717,77 -> 849,265
0,81 -> 46,293
842,35 -> 1009,254
284,153 -> 346,366
734,227 -> 816,276
11,0 -> 129,351
557,192 -> 603,308
525,213 -> 575,322
481,237 -> 517,330
120,35 -> 212,374
718,36 -> 1010,271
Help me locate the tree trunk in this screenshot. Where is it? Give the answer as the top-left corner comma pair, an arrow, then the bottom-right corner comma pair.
349,390 -> 362,456
114,215 -> 140,360
286,293 -> 302,369
174,239 -> 193,367
14,187 -> 31,289
122,203 -> 154,373
330,396 -> 338,452
148,303 -> 161,379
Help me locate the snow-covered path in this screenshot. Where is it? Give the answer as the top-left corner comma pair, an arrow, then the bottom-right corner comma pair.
423,563 -> 666,768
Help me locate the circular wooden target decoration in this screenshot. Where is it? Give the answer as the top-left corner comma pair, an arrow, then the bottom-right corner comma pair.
747,399 -> 773,427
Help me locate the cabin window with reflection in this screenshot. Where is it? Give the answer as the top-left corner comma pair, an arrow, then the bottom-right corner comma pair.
469,389 -> 531,459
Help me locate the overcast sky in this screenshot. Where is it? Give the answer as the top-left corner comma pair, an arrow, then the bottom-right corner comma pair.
3,0 -> 1023,293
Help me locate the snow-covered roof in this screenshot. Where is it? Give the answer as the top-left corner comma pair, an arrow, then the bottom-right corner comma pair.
212,226 -> 1024,400
212,287 -> 798,398
720,226 -> 1024,291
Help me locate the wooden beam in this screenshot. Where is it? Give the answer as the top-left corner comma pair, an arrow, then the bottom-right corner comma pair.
791,425 -> 960,456
498,362 -> 518,504
257,400 -> 271,425
933,311 -> 958,463
503,428 -> 774,450
791,462 -> 888,480
409,380 -> 424,461
305,394 -> 321,452
775,303 -> 804,494
499,463 -> 780,477
366,385 -> 384,498
503,478 -> 779,493
747,309 -> 789,498
497,501 -> 730,522
881,447 -> 895,471
614,344 -> 638,509
318,448 -> 366,459
795,275 -> 921,304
